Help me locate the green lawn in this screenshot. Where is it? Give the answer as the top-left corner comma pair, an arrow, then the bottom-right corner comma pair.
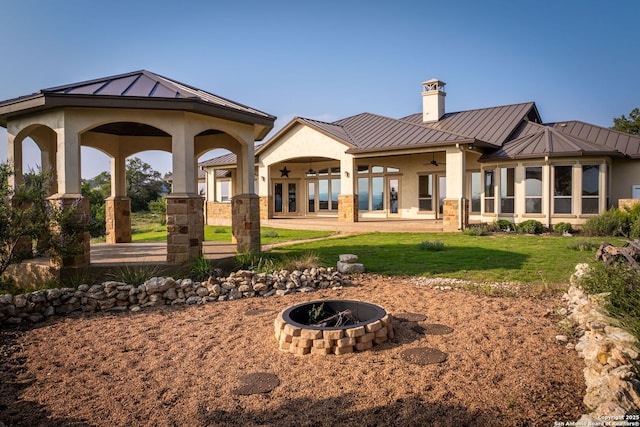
268,233 -> 624,285
123,212 -> 623,286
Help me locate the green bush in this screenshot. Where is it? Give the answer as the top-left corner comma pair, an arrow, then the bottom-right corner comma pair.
495,220 -> 516,232
464,225 -> 488,236
262,229 -> 279,238
582,207 -> 628,236
580,261 -> 640,340
553,222 -> 574,234
417,240 -> 445,251
517,220 -> 544,234
148,197 -> 167,225
566,240 -> 599,251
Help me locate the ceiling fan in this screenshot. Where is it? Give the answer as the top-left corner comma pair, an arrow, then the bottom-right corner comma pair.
427,153 -> 445,167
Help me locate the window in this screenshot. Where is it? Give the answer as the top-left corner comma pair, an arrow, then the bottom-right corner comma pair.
318,180 -> 329,210
500,168 -> 515,214
470,172 -> 481,213
307,182 -> 315,213
418,175 -> 433,211
525,167 -> 543,213
356,164 -> 400,211
582,165 -> 599,214
554,166 -> 572,214
484,169 -> 495,213
331,178 -> 340,210
217,180 -> 231,202
316,168 -> 341,211
371,177 -> 384,211
358,177 -> 369,211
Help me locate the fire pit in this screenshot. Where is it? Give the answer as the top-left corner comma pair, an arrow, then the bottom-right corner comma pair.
274,300 -> 393,355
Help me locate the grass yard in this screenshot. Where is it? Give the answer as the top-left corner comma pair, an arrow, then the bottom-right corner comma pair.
126,212 -> 334,244
268,232 -> 625,286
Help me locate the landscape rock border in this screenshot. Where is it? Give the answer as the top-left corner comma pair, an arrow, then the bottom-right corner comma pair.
0,267 -> 348,326
565,263 -> 640,422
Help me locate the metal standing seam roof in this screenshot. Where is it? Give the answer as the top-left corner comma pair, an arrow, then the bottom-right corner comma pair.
401,102 -> 539,147
548,121 -> 640,159
0,70 -> 276,135
334,112 -> 473,153
479,122 -> 625,161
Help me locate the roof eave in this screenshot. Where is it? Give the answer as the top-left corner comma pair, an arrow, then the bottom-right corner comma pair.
0,93 -> 276,130
478,151 -> 625,163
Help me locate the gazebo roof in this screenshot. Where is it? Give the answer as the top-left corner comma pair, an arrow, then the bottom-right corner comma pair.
0,70 -> 275,138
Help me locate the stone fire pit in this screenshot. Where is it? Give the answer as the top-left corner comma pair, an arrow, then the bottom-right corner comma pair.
274,300 -> 393,355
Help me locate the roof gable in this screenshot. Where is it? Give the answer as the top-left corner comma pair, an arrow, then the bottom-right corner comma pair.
548,121 -> 640,159
480,122 -> 624,161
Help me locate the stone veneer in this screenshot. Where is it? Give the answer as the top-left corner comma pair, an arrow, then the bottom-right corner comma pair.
166,196 -> 204,263
232,194 -> 261,253
206,201 -> 232,226
442,198 -> 469,232
274,310 -> 394,356
48,196 -> 91,268
338,194 -> 358,223
105,197 -> 132,243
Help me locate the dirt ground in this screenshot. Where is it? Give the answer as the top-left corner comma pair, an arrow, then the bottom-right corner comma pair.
0,275 -> 585,427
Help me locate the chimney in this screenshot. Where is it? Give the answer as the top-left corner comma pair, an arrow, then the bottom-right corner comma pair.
422,79 -> 446,123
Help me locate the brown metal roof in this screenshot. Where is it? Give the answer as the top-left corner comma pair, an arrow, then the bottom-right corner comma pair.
334,113 -> 473,154
0,70 -> 276,137
548,121 -> 640,159
479,122 -> 624,161
199,151 -> 238,168
401,102 -> 539,146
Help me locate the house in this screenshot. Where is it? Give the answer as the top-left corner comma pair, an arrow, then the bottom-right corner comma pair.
201,79 -> 640,231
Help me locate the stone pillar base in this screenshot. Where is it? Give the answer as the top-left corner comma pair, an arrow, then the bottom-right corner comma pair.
442,198 -> 469,232
232,194 -> 261,253
259,196 -> 269,220
338,194 -> 358,223
166,195 -> 204,264
105,197 -> 132,243
205,201 -> 232,226
48,196 -> 91,268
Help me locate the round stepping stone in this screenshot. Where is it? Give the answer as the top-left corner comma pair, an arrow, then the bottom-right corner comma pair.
400,347 -> 448,365
422,324 -> 454,335
232,373 -> 280,395
395,312 -> 427,322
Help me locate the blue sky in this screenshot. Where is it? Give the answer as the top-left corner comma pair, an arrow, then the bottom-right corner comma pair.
1,0 -> 638,178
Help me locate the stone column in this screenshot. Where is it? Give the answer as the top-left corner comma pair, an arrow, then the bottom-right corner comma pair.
232,194 -> 261,253
443,198 -> 469,232
105,197 -> 132,243
166,195 -> 204,264
105,156 -> 132,243
259,196 -> 269,220
48,196 -> 91,268
338,194 -> 358,223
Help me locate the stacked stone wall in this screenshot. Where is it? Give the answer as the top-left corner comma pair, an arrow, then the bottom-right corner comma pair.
0,268 -> 347,325
206,201 -> 232,226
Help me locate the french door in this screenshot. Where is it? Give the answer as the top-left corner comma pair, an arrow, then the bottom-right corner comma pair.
274,182 -> 297,215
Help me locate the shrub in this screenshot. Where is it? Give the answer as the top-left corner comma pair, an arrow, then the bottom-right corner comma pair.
566,240 -> 599,251
517,220 -> 544,234
495,220 -> 516,232
107,264 -> 163,286
464,225 -> 488,236
262,229 -> 279,238
148,197 -> 166,225
582,207 -> 628,236
191,256 -> 216,281
418,240 -> 445,251
580,261 -> 640,340
553,222 -> 574,234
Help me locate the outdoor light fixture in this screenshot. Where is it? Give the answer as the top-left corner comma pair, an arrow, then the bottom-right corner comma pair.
344,171 -> 350,178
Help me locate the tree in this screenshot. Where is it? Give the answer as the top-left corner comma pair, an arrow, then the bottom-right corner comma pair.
612,107 -> 640,136
0,165 -> 50,277
82,171 -> 111,238
126,157 -> 167,212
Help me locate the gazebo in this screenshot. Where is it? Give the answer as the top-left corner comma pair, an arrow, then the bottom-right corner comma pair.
0,70 -> 275,267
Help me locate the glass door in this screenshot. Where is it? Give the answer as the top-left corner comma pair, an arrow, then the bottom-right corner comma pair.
274,182 -> 297,215
388,177 -> 400,215
438,176 -> 447,216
